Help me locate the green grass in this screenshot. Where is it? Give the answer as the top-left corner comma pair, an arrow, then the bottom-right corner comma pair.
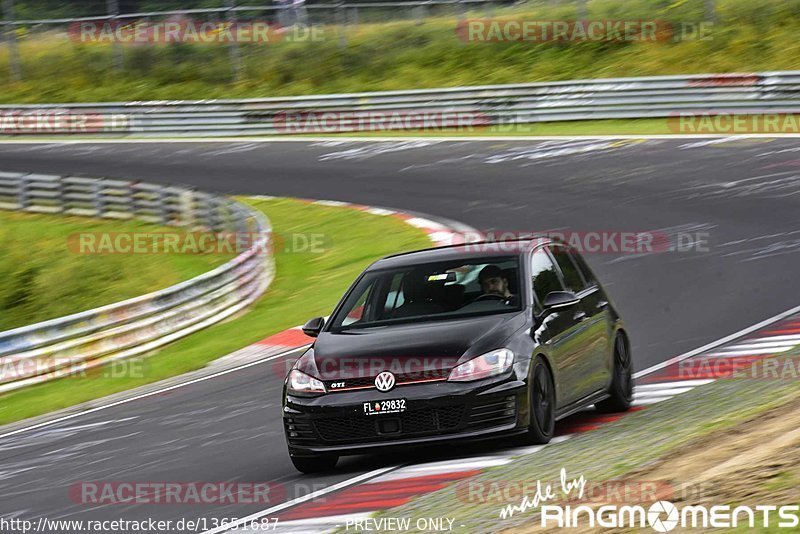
364,351 -> 800,533
0,197 -> 431,425
14,115 -> 800,141
296,117 -> 781,137
5,116 -> 800,140
0,210 -> 230,331
0,0 -> 799,103
326,120 -> 679,137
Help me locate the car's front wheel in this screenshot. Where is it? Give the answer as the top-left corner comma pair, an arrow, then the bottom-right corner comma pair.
522,356 -> 555,444
595,333 -> 633,413
290,454 -> 339,474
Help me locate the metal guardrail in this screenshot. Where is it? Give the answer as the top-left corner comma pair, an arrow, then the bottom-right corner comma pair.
0,172 -> 274,393
0,72 -> 798,136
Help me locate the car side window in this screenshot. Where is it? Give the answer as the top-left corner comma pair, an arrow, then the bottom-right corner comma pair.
549,246 -> 588,293
569,249 -> 596,287
530,248 -> 564,313
341,282 -> 374,326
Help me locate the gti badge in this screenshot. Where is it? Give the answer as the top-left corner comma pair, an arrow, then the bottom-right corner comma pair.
374,371 -> 396,392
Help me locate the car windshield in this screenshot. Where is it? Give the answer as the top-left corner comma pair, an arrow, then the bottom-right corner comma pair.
329,256 -> 522,331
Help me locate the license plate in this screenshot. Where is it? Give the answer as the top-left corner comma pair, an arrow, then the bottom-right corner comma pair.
363,399 -> 406,415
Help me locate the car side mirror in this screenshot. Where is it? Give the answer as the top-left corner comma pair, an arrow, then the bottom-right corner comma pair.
542,291 -> 580,311
302,317 -> 325,337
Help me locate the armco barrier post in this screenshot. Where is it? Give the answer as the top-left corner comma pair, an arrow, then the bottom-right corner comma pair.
106,0 -> 123,72
1,0 -> 21,81
577,0 -> 588,20
179,188 -> 195,227
55,174 -> 65,213
336,2 -> 347,48
705,0 -> 717,23
157,186 -> 170,225
93,179 -> 104,216
17,172 -> 28,209
225,0 -> 243,82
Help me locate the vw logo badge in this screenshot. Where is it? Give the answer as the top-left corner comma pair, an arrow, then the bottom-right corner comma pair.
374,371 -> 396,392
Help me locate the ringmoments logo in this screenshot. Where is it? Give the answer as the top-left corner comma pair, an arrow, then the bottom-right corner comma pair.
498,469 -> 800,531
539,501 -> 800,531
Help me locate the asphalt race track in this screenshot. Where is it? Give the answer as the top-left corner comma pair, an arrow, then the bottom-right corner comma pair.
1,137 -> 798,530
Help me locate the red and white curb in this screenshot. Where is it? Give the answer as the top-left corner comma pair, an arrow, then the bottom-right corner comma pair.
215,198 -> 483,365
207,305 -> 800,534
252,196 -> 480,248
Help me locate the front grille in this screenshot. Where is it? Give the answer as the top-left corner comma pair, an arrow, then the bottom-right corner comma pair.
467,395 -> 517,430
398,369 -> 450,382
314,405 -> 464,442
325,377 -> 374,390
324,369 -> 450,392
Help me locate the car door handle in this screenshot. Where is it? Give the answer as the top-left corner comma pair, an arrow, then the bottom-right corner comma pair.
597,300 -> 608,309
574,311 -> 587,321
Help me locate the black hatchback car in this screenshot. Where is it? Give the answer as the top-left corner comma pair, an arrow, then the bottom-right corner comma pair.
283,238 -> 632,473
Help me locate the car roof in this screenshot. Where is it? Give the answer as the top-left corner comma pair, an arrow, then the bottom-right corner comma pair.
369,237 -> 554,270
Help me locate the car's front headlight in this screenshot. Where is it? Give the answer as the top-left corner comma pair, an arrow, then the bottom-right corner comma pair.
447,348 -> 514,382
286,349 -> 326,396
287,369 -> 327,396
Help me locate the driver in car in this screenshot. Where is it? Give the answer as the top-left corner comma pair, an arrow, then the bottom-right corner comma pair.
477,265 -> 515,302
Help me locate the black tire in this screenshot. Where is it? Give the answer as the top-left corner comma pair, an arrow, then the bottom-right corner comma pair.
596,333 -> 633,413
290,454 -> 339,474
522,356 -> 556,444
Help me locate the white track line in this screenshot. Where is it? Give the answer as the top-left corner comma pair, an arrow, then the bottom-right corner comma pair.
706,347 -> 795,356
742,334 -> 800,342
634,387 -> 697,398
634,379 -> 715,389
715,341 -> 799,350
634,302 -> 800,378
268,513 -> 374,533
273,512 -> 372,529
633,397 -> 675,406
1,134 -> 800,145
394,458 -> 512,473
202,465 -> 401,534
0,345 -> 308,441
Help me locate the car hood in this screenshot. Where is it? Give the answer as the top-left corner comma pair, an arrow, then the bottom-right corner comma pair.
312,312 -> 526,380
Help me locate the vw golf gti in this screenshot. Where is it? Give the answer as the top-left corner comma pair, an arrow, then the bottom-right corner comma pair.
283,238 -> 633,473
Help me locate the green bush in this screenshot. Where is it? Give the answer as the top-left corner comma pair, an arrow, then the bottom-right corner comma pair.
0,211 -> 230,331
0,0 -> 799,102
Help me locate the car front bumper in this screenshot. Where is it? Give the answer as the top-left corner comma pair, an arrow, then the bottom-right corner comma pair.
283,374 -> 529,457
